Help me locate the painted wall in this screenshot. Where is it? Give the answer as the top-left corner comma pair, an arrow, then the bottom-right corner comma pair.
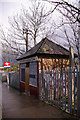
20,64 -> 26,91
29,62 -> 39,98
19,62 -> 39,97
20,82 -> 25,92
29,62 -> 37,87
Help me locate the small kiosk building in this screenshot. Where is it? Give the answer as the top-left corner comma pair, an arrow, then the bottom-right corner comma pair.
17,38 -> 70,98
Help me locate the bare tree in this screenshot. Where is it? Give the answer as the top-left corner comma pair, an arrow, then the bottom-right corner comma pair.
42,0 -> 80,65
0,25 -> 25,56
42,0 -> 80,22
0,0 -> 53,59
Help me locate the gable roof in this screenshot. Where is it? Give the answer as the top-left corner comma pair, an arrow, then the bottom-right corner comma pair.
17,37 -> 70,60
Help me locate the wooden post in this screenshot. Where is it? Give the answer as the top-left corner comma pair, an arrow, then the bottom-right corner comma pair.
69,46 -> 75,111
69,46 -> 74,69
41,58 -> 44,99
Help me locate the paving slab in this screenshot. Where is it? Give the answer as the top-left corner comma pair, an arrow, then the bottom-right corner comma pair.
0,80 -> 2,120
2,83 -> 76,118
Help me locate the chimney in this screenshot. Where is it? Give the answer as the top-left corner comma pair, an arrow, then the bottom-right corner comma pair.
23,28 -> 28,52
26,29 -> 28,52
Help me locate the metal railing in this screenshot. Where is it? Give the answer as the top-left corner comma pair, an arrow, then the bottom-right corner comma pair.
39,67 -> 80,118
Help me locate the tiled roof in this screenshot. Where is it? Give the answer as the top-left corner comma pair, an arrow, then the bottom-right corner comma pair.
17,37 -> 70,60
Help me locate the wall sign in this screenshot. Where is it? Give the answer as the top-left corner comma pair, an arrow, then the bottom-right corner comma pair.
4,62 -> 10,68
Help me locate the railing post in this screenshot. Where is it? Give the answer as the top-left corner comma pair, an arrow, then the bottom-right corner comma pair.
60,69 -> 61,108
70,67 -> 72,113
77,67 -> 80,118
74,68 -> 75,113
62,68 -> 63,109
65,68 -> 66,111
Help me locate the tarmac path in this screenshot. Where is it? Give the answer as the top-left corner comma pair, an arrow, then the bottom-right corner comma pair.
0,80 -> 2,120
2,83 -> 75,119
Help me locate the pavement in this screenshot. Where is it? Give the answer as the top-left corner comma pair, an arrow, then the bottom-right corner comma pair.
0,80 -> 2,120
2,83 -> 76,119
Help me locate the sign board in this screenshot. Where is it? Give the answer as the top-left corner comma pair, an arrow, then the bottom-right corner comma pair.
29,62 -> 37,87
4,62 -> 10,68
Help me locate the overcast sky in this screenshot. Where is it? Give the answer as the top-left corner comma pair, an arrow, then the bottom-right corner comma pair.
0,0 -> 51,27
0,0 -> 78,27
0,0 -> 22,27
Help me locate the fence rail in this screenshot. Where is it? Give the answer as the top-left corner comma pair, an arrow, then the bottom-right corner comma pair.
39,67 -> 80,118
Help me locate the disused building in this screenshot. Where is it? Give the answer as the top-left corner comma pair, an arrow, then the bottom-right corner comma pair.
17,37 -> 70,98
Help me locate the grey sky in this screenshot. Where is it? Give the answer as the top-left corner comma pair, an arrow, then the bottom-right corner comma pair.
0,0 -> 53,28
0,0 -> 78,27
0,2 -> 21,27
